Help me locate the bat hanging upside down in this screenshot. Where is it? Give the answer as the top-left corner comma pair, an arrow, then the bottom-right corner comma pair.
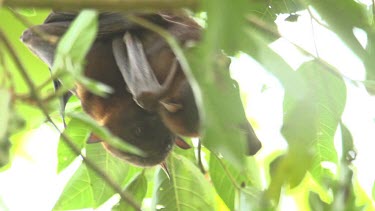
21,11 -> 262,167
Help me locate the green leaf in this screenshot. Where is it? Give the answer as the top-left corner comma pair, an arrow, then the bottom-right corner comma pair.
54,10 -> 98,63
66,112 -> 144,156
372,181 -> 375,201
114,172 -> 147,211
57,118 -> 90,173
152,153 -> 216,210
293,61 -> 346,182
172,137 -> 196,162
85,144 -> 136,208
53,164 -> 94,210
209,155 -> 261,210
268,60 -> 346,201
54,144 -> 140,210
75,75 -> 113,97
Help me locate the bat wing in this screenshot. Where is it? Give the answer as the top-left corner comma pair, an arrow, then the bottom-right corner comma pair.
112,32 -> 177,111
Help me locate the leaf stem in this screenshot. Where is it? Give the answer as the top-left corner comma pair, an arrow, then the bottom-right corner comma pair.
215,154 -> 242,190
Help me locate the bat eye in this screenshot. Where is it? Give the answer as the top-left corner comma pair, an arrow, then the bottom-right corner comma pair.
134,127 -> 142,137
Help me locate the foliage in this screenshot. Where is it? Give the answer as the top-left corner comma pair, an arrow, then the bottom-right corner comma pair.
1,0 -> 375,210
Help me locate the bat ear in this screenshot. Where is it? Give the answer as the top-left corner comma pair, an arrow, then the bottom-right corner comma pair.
160,101 -> 182,113
175,136 -> 191,149
87,133 -> 102,144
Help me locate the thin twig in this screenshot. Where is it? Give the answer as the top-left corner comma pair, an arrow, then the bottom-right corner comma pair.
197,139 -> 206,174
308,10 -> 320,58
3,0 -> 198,12
247,14 -> 365,85
215,154 -> 242,190
0,29 -> 142,211
0,42 -> 14,91
307,7 -> 330,30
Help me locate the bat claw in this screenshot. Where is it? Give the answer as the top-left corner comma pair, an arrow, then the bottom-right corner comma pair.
160,161 -> 171,179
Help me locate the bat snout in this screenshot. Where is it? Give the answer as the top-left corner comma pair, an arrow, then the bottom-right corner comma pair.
20,29 -> 33,44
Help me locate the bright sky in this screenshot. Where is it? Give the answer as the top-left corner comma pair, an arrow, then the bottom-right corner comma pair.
1,9 -> 375,211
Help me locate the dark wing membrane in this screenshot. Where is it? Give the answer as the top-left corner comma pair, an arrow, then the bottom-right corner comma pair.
112,33 -> 177,111
44,11 -> 77,23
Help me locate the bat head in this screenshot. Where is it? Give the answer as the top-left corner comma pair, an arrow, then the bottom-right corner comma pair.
101,104 -> 175,167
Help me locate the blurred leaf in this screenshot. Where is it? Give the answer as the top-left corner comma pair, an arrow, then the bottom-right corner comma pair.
309,192 -> 330,211
0,89 -> 15,168
237,187 -> 262,211
53,10 -> 98,64
152,153 -> 216,210
51,10 -> 112,97
66,112 -> 144,156
57,117 -> 90,173
209,155 -> 261,210
0,89 -> 11,140
189,0 -> 253,170
114,172 -> 147,211
268,60 -> 346,201
332,166 -> 357,210
364,31 -> 375,94
284,61 -> 345,182
202,0 -> 248,55
53,164 -> 94,210
340,123 -> 356,162
372,181 -> 375,201
13,8 -> 36,16
268,0 -> 305,14
352,178 -> 375,210
75,75 -> 113,97
188,48 -> 248,170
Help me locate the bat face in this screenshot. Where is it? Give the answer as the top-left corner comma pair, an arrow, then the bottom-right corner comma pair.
102,104 -> 174,166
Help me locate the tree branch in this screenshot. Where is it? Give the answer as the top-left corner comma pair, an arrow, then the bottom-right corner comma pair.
3,0 -> 198,12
